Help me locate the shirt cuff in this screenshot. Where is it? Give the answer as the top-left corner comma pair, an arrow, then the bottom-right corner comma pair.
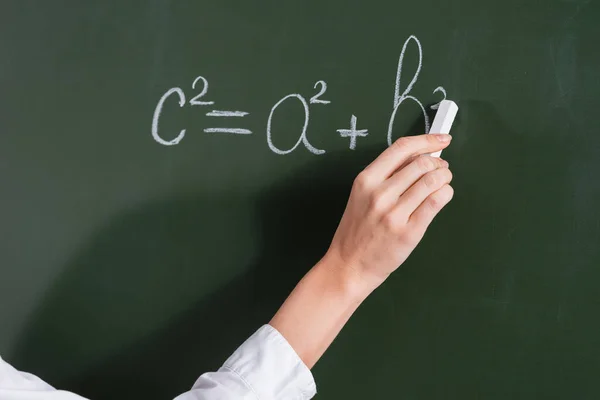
220,324 -> 316,400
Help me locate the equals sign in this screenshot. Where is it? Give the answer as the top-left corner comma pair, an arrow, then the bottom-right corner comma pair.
204,110 -> 252,134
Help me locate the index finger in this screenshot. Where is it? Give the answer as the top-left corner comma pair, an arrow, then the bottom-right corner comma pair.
363,134 -> 451,183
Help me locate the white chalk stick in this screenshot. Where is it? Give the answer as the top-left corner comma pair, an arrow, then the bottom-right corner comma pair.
429,99 -> 458,157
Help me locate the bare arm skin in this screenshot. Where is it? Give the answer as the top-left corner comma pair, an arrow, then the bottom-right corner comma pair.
270,133 -> 454,368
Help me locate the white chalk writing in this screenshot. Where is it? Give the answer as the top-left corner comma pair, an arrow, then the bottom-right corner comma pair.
151,35 -> 450,153
337,115 -> 368,150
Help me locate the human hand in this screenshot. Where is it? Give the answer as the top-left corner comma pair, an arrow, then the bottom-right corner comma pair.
325,134 -> 454,290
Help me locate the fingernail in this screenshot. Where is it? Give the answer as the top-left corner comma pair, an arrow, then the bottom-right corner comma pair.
436,134 -> 452,142
441,159 -> 449,167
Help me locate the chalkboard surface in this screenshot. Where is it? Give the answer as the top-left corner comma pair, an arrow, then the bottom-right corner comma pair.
2,1 -> 600,399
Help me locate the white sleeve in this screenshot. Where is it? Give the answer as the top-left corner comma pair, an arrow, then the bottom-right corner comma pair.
0,356 -> 87,400
0,324 -> 315,400
175,324 -> 317,400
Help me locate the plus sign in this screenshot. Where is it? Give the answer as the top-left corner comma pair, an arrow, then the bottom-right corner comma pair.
337,115 -> 368,150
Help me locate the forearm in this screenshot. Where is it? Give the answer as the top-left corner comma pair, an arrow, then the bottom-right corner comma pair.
269,253 -> 376,368
270,135 -> 453,369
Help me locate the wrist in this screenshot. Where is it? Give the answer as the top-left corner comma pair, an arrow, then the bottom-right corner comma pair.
317,251 -> 380,303
270,252 -> 379,368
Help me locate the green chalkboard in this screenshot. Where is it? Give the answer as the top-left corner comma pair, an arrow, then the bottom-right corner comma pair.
2,1 -> 600,399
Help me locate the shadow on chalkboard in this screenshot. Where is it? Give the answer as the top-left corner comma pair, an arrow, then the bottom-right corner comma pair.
11,101 -> 575,399
10,146 -> 380,399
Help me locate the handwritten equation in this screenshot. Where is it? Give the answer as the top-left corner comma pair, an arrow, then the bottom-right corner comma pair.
151,35 -> 449,155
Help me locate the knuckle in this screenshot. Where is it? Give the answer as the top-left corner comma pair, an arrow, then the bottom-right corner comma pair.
392,136 -> 412,152
423,168 -> 452,189
353,172 -> 371,191
423,170 -> 440,188
427,185 -> 453,210
426,193 -> 443,210
415,155 -> 434,172
385,212 -> 408,235
382,213 -> 399,232
427,133 -> 440,144
369,190 -> 388,214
